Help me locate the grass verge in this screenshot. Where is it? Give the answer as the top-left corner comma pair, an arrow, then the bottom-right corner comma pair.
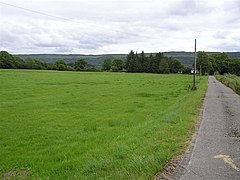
215,74 -> 240,95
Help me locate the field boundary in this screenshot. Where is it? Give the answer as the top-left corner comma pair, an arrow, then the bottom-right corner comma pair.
154,77 -> 208,179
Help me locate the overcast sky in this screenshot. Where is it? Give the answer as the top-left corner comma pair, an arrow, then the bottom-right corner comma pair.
0,0 -> 239,54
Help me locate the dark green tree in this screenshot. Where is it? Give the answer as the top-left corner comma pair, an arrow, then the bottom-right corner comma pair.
25,57 -> 43,69
75,59 -> 87,71
196,51 -> 212,75
152,53 -> 162,73
125,50 -> 136,72
112,58 -> 124,71
102,58 -> 112,71
0,51 -> 15,69
209,52 -> 229,74
182,66 -> 192,74
13,57 -> 26,69
168,58 -> 183,73
159,58 -> 170,74
147,53 -> 154,73
228,58 -> 240,75
155,52 -> 164,60
208,55 -> 217,75
54,59 -> 67,71
139,51 -> 146,72
135,52 -> 140,72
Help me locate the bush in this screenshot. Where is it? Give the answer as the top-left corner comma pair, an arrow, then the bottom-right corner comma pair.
215,74 -> 240,95
111,66 -> 119,72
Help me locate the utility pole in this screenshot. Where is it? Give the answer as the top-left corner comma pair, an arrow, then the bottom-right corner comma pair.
193,39 -> 197,89
200,65 -> 202,76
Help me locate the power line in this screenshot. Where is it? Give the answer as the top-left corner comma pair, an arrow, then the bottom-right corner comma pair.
0,2 -> 149,38
0,2 -> 116,32
0,2 -> 79,23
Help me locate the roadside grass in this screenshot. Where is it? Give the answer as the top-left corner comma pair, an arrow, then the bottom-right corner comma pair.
0,70 -> 207,179
215,74 -> 240,95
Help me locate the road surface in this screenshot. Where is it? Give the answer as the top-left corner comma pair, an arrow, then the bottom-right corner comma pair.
173,76 -> 240,179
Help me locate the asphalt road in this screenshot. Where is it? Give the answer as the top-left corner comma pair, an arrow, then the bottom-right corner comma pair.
173,76 -> 240,179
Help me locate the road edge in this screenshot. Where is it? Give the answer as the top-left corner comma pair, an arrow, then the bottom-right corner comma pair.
154,77 -> 208,180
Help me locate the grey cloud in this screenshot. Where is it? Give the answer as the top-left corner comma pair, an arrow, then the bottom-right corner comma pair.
34,42 -> 64,48
213,31 -> 228,39
77,30 -> 141,50
55,47 -> 74,53
0,29 -> 17,44
1,0 -> 240,54
167,0 -> 197,16
213,44 -> 240,51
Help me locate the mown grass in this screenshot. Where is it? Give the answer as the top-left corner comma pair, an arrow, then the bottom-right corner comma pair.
215,74 -> 240,95
0,70 -> 207,179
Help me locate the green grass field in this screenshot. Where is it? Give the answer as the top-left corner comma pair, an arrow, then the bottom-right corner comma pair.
0,70 -> 207,179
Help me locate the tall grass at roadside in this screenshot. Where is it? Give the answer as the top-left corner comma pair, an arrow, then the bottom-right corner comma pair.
215,74 -> 240,95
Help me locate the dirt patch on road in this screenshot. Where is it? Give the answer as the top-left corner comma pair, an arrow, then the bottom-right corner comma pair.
228,130 -> 240,140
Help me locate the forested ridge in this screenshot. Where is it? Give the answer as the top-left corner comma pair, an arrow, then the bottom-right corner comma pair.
14,51 -> 240,67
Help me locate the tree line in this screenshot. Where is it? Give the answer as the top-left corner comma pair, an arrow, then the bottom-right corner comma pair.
124,50 -> 184,73
196,51 -> 240,75
0,51 -> 95,71
102,51 -> 188,73
2,50 -> 185,74
1,50 -> 239,75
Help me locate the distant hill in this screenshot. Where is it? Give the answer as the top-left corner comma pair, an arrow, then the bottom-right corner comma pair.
14,52 -> 240,67
14,54 -> 125,67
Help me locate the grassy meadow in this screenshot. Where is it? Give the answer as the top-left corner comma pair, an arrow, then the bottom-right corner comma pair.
0,70 -> 207,179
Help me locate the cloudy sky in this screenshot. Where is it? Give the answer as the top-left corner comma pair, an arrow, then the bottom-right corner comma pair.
0,0 -> 239,54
